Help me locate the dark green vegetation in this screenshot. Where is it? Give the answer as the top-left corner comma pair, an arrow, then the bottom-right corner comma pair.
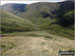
0,1 -> 74,39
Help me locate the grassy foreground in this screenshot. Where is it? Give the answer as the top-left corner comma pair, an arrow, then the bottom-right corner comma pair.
0,31 -> 74,56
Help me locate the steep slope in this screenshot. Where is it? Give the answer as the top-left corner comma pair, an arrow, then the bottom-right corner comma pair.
16,2 -> 60,30
17,1 -> 74,39
1,1 -> 74,39
16,1 -> 74,28
17,2 -> 60,19
47,1 -> 74,39
57,1 -> 74,27
16,1 -> 74,27
0,10 -> 36,33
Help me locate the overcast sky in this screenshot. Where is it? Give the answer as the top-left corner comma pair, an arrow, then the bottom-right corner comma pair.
0,0 -> 66,5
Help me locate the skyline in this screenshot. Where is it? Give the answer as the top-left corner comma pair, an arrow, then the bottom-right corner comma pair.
0,0 -> 66,5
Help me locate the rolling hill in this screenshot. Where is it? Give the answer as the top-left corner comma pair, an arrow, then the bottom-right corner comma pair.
0,10 -> 36,33
0,0 -> 74,39
16,1 -> 74,39
5,1 -> 73,29
0,1 -> 74,56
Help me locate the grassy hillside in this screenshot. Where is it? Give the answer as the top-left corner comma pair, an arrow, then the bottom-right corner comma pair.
0,1 -> 74,56
0,33 -> 74,56
16,1 -> 74,39
0,10 -> 36,33
0,1 -> 74,39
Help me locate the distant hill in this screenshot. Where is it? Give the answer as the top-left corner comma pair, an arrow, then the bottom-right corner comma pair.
16,1 -> 74,28
17,2 -> 60,18
16,1 -> 74,39
1,3 -> 27,14
0,10 -> 36,33
0,1 -> 74,39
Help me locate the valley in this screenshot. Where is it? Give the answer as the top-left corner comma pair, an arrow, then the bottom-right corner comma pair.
0,0 -> 74,56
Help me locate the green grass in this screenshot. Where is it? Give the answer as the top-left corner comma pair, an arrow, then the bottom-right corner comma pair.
0,2 -> 74,56
19,13 -> 74,40
0,8 -> 74,40
47,24 -> 74,39
0,10 -> 36,33
1,30 -> 74,40
2,31 -> 50,37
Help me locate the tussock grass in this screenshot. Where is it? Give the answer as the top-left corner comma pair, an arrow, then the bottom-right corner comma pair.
0,35 -> 74,56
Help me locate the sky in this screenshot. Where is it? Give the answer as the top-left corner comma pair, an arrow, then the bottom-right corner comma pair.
0,0 -> 66,5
